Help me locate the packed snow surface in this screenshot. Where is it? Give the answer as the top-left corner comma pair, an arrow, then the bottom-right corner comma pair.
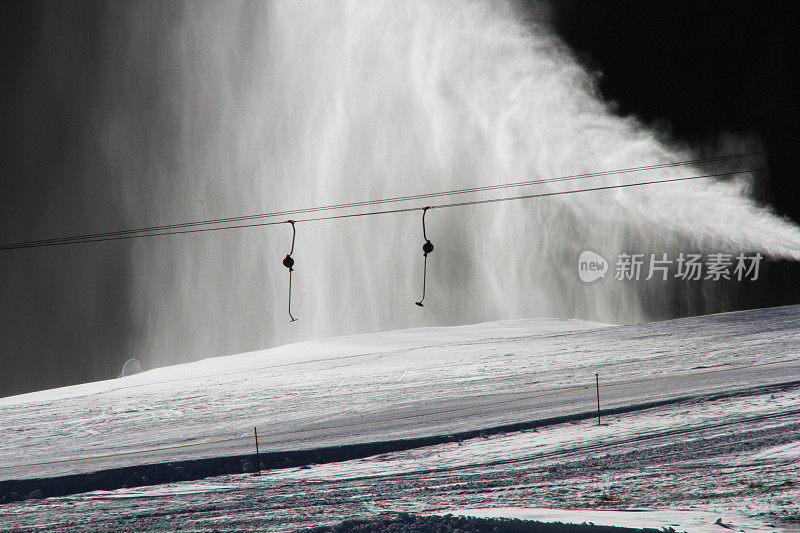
1,307 -> 800,531
447,508 -> 779,533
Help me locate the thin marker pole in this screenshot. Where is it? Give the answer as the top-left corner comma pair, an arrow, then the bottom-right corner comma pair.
254,427 -> 262,475
595,373 -> 601,425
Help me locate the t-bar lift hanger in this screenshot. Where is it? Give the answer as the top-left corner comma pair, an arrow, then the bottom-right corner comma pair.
415,207 -> 434,307
282,220 -> 297,322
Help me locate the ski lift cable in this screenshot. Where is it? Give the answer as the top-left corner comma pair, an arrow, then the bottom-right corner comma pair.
0,168 -> 764,251
0,153 -> 766,250
289,169 -> 765,224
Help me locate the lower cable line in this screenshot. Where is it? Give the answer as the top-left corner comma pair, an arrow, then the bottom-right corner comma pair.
0,168 -> 762,251
0,151 -> 765,251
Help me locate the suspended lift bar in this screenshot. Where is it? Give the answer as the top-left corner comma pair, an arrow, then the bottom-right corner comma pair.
282,220 -> 297,322
415,207 -> 434,307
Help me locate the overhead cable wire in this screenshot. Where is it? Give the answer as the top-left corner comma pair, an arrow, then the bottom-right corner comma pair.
0,152 -> 765,251
0,167 -> 764,251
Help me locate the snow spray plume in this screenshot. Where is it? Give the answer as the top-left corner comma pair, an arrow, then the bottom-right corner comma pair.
9,1 -> 800,380
104,1 -> 800,368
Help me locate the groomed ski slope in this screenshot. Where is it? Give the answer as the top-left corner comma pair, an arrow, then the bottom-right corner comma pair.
1,308 -> 800,482
3,371 -> 798,531
1,306 -> 800,531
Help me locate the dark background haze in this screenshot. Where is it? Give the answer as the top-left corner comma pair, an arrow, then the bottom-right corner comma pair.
2,1 -> 800,397
547,0 -> 800,218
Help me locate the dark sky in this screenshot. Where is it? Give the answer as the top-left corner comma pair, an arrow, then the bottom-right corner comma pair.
546,0 -> 800,216
1,1 -> 799,398
1,2 -> 138,397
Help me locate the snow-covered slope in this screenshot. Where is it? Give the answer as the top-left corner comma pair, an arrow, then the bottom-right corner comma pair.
2,307 -> 800,485
1,307 -> 800,531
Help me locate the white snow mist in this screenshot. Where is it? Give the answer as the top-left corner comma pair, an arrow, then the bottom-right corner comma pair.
95,0 -> 800,368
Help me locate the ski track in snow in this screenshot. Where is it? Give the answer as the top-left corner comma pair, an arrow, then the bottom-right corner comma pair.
1,308 -> 800,531
1,383 -> 798,531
